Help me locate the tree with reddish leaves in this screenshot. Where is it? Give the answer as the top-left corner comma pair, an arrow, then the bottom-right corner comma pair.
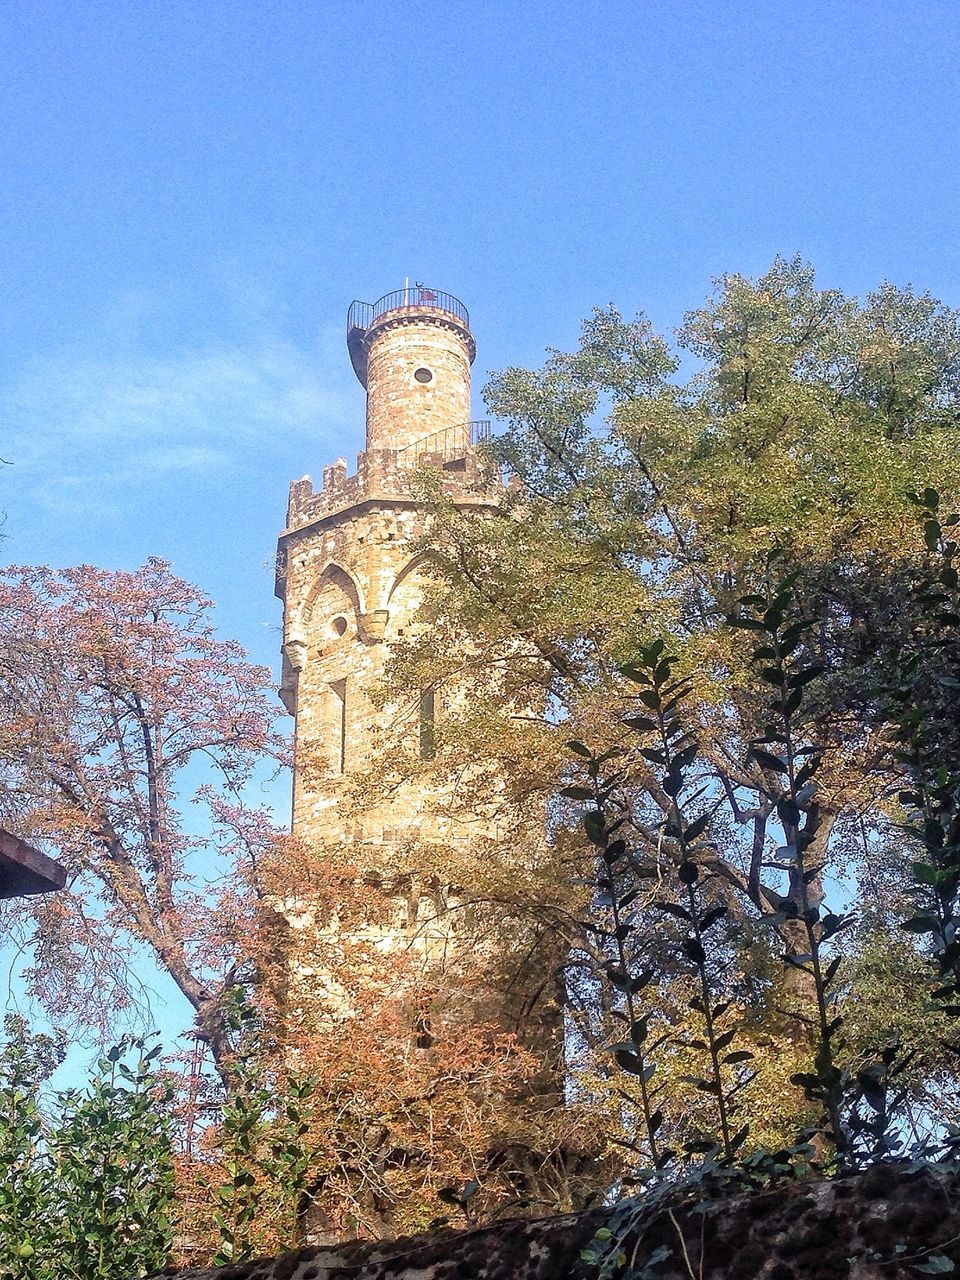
0,557 -> 288,1063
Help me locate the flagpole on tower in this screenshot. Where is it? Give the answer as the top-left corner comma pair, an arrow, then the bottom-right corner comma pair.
404,275 -> 409,306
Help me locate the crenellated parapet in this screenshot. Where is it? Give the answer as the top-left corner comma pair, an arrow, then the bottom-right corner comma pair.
283,435 -> 496,535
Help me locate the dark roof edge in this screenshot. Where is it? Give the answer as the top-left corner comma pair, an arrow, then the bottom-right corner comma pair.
0,827 -> 67,898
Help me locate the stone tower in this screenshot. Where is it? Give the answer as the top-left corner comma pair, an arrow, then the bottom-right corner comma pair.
275,285 -> 500,865
274,288 -> 581,1232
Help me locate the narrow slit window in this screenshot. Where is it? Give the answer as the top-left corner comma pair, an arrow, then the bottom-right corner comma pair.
414,1008 -> 433,1050
331,678 -> 347,773
419,687 -> 436,761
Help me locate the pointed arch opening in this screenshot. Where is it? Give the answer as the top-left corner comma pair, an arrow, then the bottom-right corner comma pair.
300,562 -> 364,642
386,551 -> 439,605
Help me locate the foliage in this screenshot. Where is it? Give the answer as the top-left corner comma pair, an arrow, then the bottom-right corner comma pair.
376,257 -> 960,1196
572,505 -> 960,1274
881,489 -> 960,1150
0,558 -> 288,1060
228,837 -> 577,1242
11,261 -> 960,1260
0,1015 -> 174,1280
171,988 -> 317,1267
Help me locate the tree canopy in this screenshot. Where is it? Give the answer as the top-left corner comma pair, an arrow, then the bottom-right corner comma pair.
0,558 -> 286,1058
376,257 -> 960,1176
7,259 -> 960,1270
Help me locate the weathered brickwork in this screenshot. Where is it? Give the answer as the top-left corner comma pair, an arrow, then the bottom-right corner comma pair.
275,295 -> 507,989
363,308 -> 474,453
273,294 -> 578,1235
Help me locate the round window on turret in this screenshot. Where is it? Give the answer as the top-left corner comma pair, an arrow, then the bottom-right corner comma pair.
331,616 -> 348,638
414,367 -> 433,384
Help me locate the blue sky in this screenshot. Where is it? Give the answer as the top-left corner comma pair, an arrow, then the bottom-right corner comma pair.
3,0 -> 960,1063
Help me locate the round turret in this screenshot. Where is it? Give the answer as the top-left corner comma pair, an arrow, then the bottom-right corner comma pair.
346,287 -> 475,454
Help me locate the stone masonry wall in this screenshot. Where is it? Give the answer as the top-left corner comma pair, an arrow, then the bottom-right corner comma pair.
268,300 -> 577,1240
273,303 -> 566,1180
363,310 -> 473,453
275,299 -> 507,1010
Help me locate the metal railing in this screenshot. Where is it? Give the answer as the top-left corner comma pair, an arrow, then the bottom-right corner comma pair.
347,286 -> 470,335
395,421 -> 492,467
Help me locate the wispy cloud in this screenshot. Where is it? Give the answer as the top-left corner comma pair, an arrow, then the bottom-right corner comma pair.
1,323 -> 357,517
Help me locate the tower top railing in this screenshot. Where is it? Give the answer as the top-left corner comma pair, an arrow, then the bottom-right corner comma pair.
347,286 -> 470,336
347,286 -> 473,386
395,420 -> 492,468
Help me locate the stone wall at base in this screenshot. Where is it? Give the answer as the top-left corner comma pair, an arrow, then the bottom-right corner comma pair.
148,1162 -> 960,1280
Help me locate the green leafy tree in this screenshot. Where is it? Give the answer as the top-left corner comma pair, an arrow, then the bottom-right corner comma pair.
0,1018 -> 174,1280
172,988 -> 318,1267
49,1042 -> 174,1280
374,258 -> 960,1169
0,1015 -> 63,1278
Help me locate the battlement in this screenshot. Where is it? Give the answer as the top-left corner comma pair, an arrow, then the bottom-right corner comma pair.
283,425 -> 496,533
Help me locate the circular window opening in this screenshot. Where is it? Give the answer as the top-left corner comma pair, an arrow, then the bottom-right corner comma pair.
331,616 -> 348,637
414,367 -> 433,384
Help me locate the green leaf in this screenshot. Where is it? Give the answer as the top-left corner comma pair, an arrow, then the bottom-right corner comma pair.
656,901 -> 692,923
621,663 -> 650,683
614,1048 -> 644,1075
624,715 -> 657,732
726,615 -> 769,631
560,785 -> 594,801
630,966 -> 656,993
750,747 -> 788,773
901,916 -> 939,934
788,665 -> 826,689
915,1257 -> 955,1274
783,686 -> 804,716
605,965 -> 631,990
729,1125 -> 750,1153
684,811 -> 713,842
630,1015 -> 651,1044
583,810 -> 606,844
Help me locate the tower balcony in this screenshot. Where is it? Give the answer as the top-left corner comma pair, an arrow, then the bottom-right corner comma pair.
395,419 -> 491,469
347,286 -> 474,387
